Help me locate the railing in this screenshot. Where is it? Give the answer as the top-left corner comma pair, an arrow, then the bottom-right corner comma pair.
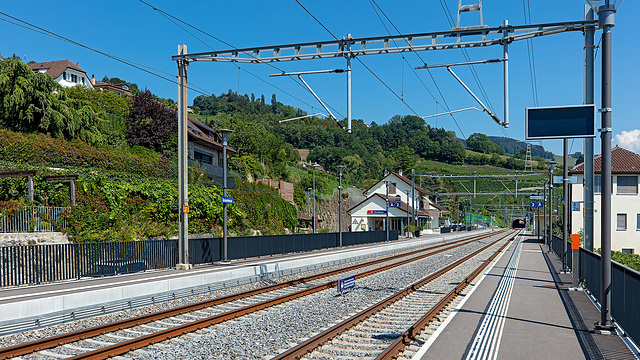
0,206 -> 68,233
0,240 -> 177,287
549,235 -> 640,348
189,230 -> 397,265
0,230 -> 399,287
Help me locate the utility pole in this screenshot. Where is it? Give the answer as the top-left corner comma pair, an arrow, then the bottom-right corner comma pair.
406,189 -> 411,236
337,165 -> 346,247
176,44 -> 190,270
546,161 -> 557,252
384,180 -> 390,242
411,169 -> 416,227
313,164 -> 319,233
563,139 -> 569,272
596,0 -> 616,332
218,129 -> 233,263
584,4 -> 595,252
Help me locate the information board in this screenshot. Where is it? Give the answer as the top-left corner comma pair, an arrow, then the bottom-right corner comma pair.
526,104 -> 596,140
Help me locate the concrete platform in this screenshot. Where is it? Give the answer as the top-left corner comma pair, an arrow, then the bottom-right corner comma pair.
0,230 -> 487,332
414,233 -> 637,360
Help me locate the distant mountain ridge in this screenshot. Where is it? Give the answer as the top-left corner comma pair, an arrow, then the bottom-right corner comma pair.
488,136 -> 555,159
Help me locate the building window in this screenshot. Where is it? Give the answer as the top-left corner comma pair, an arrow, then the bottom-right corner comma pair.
622,248 -> 635,255
594,175 -> 613,194
63,71 -> 66,80
194,151 -> 213,165
389,182 -> 396,194
637,214 -> 640,230
617,213 -> 627,231
617,175 -> 638,194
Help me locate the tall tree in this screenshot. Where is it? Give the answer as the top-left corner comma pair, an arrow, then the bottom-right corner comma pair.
126,91 -> 177,153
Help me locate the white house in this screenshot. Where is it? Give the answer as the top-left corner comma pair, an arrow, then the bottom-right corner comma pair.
570,146 -> 640,254
349,172 -> 448,235
28,60 -> 93,89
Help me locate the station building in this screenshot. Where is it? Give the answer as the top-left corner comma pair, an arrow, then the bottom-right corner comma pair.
349,172 -> 448,236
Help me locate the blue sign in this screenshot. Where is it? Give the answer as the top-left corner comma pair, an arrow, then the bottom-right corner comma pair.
529,201 -> 544,208
572,202 -> 581,211
221,196 -> 234,204
338,275 -> 355,294
388,201 -> 401,208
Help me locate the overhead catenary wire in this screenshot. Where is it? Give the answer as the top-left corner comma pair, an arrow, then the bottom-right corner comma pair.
294,0 -> 428,126
0,12 -> 216,97
439,0 -> 496,114
368,0 -> 467,138
137,0 -> 345,118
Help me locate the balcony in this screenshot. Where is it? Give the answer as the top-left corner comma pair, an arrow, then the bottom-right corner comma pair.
188,159 -> 235,189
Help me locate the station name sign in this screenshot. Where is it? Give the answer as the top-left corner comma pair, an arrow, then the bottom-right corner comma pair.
367,210 -> 387,214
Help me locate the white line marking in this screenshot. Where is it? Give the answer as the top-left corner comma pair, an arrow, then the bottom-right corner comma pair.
466,234 -> 523,360
411,235 -> 515,360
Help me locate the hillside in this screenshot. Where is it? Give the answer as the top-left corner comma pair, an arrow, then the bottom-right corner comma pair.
488,136 -> 555,159
0,57 -> 564,240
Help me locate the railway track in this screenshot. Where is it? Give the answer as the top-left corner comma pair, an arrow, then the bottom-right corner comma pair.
274,229 -> 519,360
0,230 -> 507,360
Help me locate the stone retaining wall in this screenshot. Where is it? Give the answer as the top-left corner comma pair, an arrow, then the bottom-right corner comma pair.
0,232 -> 69,246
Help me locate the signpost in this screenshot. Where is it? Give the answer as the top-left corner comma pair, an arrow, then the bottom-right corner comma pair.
529,201 -> 544,208
388,201 -> 401,208
338,275 -> 355,295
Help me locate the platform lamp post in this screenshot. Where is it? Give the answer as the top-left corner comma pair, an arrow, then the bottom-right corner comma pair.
337,165 -> 346,247
307,188 -> 312,216
217,129 -> 234,263
312,164 -> 320,234
545,161 -> 557,252
405,190 -> 411,237
383,180 -> 390,242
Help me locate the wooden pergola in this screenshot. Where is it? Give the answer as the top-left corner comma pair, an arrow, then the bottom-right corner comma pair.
0,171 -> 79,205
43,174 -> 79,206
0,170 -> 36,202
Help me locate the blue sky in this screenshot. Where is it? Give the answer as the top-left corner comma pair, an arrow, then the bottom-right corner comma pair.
2,1 -> 638,155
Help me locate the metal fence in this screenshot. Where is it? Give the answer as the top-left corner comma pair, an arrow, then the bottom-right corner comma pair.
1,230 -> 399,287
189,230 -> 398,265
0,206 -> 68,233
549,235 -> 640,347
0,239 -> 177,287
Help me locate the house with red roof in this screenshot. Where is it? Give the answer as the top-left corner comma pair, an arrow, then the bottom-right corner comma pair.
28,60 -> 93,89
348,171 -> 448,236
570,146 -> 640,254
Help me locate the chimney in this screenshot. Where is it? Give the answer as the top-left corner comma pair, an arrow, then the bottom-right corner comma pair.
399,169 -> 403,176
91,74 -> 96,85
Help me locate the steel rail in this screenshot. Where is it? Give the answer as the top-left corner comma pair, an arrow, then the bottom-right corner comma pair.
64,231 -> 500,360
0,230 -> 504,360
376,230 -> 522,359
272,230 -> 516,359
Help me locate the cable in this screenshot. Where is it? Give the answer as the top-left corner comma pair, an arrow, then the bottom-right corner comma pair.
0,12 -> 215,97
523,0 -> 539,106
367,0 -> 466,138
138,0 -> 345,118
439,0 -> 496,114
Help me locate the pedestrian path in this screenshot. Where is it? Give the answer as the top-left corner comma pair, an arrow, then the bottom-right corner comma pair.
414,233 -> 637,360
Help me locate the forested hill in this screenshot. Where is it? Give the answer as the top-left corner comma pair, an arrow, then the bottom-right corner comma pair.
488,136 -> 555,159
192,92 -> 465,183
